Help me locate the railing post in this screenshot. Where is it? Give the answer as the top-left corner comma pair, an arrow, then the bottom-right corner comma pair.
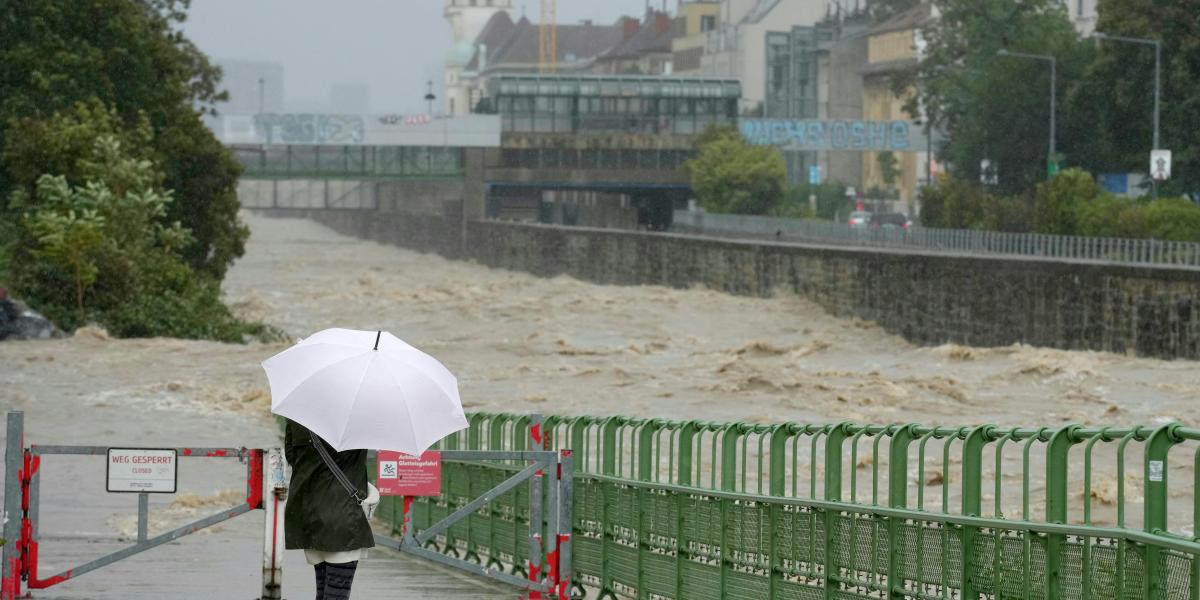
528,467 -> 544,599
767,425 -> 792,497
467,413 -> 486,449
527,414 -> 545,598
823,423 -> 851,600
961,425 -> 993,599
824,423 -> 852,502
637,421 -> 662,483
887,424 -> 917,599
1144,424 -> 1182,600
568,418 -> 589,474
1045,424 -> 1081,600
541,418 -> 560,595
720,423 -> 741,492
260,448 -> 286,600
137,493 -> 149,543
676,422 -> 700,487
556,450 -> 574,600
2,412 -> 23,600
600,418 -> 620,477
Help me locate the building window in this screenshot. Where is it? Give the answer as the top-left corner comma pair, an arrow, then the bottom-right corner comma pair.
449,98 -> 456,115
700,15 -> 716,32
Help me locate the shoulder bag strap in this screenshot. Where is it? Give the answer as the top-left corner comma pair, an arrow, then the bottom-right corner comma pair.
309,430 -> 364,503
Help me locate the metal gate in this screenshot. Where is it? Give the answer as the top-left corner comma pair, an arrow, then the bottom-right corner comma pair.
1,411 -> 287,599
379,448 -> 576,597
374,415 -> 575,599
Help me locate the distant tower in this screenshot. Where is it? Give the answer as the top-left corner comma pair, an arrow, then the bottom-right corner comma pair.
444,0 -> 513,115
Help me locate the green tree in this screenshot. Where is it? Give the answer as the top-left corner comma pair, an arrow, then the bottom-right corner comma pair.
1140,198 -> 1200,242
6,122 -> 275,342
771,186 -> 817,219
0,0 -> 247,278
1032,168 -> 1103,234
26,202 -> 105,315
685,126 -> 787,215
1073,0 -> 1200,195
918,174 -> 1034,231
877,151 -> 901,189
904,0 -> 1097,194
3,101 -> 161,199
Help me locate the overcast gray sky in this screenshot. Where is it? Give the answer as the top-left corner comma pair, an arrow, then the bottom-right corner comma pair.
182,0 -> 659,114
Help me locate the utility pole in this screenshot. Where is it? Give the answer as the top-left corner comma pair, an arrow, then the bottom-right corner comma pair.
1093,32 -> 1162,198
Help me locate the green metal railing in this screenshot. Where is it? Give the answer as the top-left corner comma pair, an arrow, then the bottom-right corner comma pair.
390,413 -> 1200,599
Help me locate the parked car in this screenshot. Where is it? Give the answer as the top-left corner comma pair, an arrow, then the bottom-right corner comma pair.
870,212 -> 911,230
848,211 -> 872,229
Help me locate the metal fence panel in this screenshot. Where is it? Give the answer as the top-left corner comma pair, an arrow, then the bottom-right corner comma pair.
672,211 -> 1200,269
424,413 -> 1200,600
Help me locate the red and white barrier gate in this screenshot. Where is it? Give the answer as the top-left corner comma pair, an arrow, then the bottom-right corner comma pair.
0,411 -> 287,599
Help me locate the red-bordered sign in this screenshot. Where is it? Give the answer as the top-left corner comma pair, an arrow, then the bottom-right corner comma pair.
376,451 -> 441,496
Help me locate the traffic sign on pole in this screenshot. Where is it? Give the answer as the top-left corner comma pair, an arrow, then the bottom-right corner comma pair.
1151,150 -> 1172,181
809,165 -> 822,185
980,160 -> 998,185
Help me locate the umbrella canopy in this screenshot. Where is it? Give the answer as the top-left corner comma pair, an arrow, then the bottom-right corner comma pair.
262,328 -> 467,454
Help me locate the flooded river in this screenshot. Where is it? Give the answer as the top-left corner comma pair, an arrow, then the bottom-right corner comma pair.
1,213 -> 1197,592
214,213 -> 1193,429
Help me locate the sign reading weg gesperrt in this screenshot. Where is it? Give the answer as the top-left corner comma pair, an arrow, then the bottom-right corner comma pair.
107,448 -> 178,493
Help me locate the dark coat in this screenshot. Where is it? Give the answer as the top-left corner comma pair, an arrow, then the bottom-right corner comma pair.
283,419 -> 375,551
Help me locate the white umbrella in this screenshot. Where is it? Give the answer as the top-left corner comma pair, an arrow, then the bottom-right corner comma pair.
262,328 -> 467,455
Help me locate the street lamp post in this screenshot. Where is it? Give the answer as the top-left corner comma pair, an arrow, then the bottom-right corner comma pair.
424,80 -> 436,116
913,118 -> 933,187
1093,32 -> 1162,197
997,49 -> 1057,177
424,81 -> 436,174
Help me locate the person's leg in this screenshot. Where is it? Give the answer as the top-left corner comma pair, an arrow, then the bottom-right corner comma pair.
313,562 -> 328,600
322,561 -> 358,600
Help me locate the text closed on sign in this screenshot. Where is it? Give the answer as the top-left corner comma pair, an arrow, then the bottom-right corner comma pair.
107,448 -> 178,493
376,451 -> 441,497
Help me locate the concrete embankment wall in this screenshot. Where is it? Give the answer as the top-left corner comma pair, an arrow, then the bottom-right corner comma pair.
256,209 -> 1200,359
255,206 -> 466,259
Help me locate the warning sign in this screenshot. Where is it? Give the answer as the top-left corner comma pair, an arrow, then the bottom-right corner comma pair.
376,451 -> 441,497
107,448 -> 178,493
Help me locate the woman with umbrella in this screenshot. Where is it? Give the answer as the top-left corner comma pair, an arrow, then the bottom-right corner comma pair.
283,419 -> 374,600
263,329 -> 468,600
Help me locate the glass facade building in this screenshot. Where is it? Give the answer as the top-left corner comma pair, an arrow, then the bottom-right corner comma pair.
485,74 -> 741,136
764,26 -> 830,119
764,25 -> 833,184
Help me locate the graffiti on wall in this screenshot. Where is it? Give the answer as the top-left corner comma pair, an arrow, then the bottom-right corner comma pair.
253,114 -> 367,144
741,119 -> 918,152
377,113 -> 433,126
